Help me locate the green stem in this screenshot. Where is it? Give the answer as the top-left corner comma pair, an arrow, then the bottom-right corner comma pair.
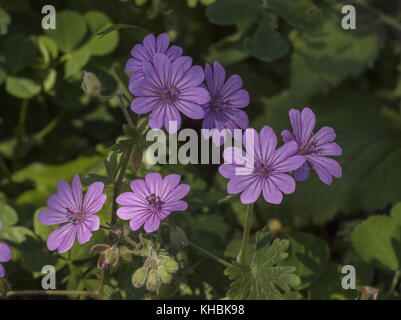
117,93 -> 134,127
6,290 -> 98,298
237,203 -> 254,264
187,240 -> 232,268
354,0 -> 401,33
111,142 -> 135,225
390,270 -> 401,294
96,269 -> 106,299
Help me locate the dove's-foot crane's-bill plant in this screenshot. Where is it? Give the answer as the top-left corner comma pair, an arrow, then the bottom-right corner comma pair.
1,32 -> 342,300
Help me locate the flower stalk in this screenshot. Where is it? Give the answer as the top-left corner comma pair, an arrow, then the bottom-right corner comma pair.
187,240 -> 232,268
237,203 -> 254,264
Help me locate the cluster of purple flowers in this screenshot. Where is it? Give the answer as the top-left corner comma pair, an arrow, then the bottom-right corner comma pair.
36,33 -> 342,255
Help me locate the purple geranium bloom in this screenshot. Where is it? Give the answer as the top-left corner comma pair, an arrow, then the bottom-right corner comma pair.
39,175 -> 106,254
202,61 -> 250,136
130,53 -> 210,133
219,126 -> 305,205
116,173 -> 190,233
126,33 -> 183,84
0,221 -> 12,278
281,107 -> 342,185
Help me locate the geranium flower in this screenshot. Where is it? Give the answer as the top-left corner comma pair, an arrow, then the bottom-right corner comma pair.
130,53 -> 210,133
39,175 -> 106,254
281,107 -> 342,185
0,221 -> 12,278
126,33 -> 183,85
116,173 -> 190,233
219,126 -> 305,205
202,61 -> 250,144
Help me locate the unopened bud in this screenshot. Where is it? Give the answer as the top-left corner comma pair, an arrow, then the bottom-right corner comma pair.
159,256 -> 179,273
104,247 -> 119,267
82,71 -> 102,97
146,269 -> 159,292
132,267 -> 148,288
157,264 -> 172,284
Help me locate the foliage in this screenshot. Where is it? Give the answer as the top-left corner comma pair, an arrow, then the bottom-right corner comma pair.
1,0 -> 401,300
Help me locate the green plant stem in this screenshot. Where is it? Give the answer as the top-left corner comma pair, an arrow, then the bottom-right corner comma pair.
111,141 -> 135,225
6,290 -> 98,298
96,269 -> 106,299
187,240 -> 232,268
354,0 -> 401,33
390,270 -> 401,294
237,203 -> 254,264
117,93 -> 134,127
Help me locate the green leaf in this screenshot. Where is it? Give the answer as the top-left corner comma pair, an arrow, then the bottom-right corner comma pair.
37,35 -> 59,67
206,0 -> 262,26
267,0 -> 323,31
0,201 -> 18,227
308,263 -> 357,300
0,6 -> 11,35
33,208 -> 56,241
5,77 -> 41,99
290,9 -> 379,101
96,24 -> 149,42
4,33 -> 37,74
45,10 -> 87,52
85,11 -> 119,56
206,33 -> 250,65
43,68 -> 57,92
225,232 -> 300,299
0,226 -> 35,244
192,214 -> 230,239
245,14 -> 289,62
13,155 -> 102,207
64,46 -> 91,78
351,214 -> 401,271
281,232 -> 329,289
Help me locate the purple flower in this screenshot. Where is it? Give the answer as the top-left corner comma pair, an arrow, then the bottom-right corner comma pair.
281,108 -> 342,185
116,173 -> 190,233
202,61 -> 250,134
219,126 -> 305,205
39,175 -> 106,254
126,33 -> 183,84
130,53 -> 210,133
0,221 -> 12,278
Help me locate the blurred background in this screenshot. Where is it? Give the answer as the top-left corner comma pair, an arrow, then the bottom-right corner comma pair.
1,0 -> 401,299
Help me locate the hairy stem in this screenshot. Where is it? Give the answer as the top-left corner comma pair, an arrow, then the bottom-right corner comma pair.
237,203 -> 254,264
111,141 -> 135,224
117,93 -> 134,127
187,240 -> 232,268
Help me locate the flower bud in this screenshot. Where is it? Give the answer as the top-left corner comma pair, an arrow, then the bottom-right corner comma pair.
159,256 -> 179,273
81,71 -> 102,97
132,267 -> 148,288
157,264 -> 172,284
146,269 -> 159,292
104,247 -> 119,267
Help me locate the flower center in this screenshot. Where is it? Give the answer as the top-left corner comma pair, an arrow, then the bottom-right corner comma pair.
66,208 -> 85,225
146,193 -> 164,212
254,162 -> 271,177
161,86 -> 179,103
298,138 -> 323,156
